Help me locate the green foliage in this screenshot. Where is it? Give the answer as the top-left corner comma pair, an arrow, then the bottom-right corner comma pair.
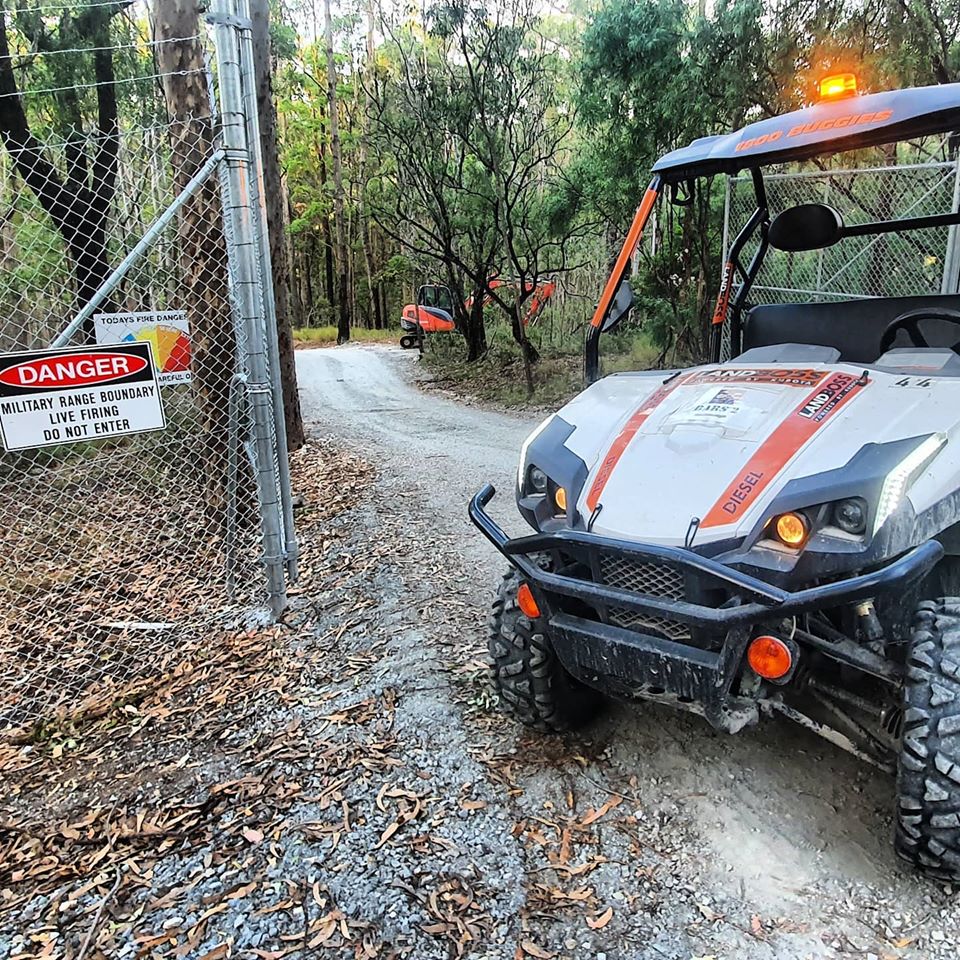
0,4 -> 170,345
362,0 -> 585,363
6,5 -> 159,143
293,325 -> 397,345
268,0 -> 960,389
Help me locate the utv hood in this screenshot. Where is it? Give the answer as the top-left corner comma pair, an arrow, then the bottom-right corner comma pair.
556,364 -> 960,546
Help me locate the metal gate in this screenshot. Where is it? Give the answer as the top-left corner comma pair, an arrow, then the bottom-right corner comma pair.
723,146 -> 960,302
0,0 -> 296,738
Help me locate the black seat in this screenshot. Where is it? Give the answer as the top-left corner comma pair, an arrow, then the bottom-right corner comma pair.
741,295 -> 960,363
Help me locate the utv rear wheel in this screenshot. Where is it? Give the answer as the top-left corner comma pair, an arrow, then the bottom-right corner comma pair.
896,599 -> 960,879
488,569 -> 602,732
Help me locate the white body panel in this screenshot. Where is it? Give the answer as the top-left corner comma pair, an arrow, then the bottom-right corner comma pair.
551,363 -> 960,546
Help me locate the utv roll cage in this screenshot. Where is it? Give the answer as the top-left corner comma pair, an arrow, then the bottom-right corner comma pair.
586,82 -> 960,382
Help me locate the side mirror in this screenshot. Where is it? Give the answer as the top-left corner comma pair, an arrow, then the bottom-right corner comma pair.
768,204 -> 844,252
602,279 -> 634,332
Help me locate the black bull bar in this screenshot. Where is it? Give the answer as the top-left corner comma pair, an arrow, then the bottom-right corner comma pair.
469,484 -> 942,730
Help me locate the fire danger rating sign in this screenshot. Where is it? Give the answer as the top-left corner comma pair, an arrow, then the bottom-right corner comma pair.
0,341 -> 166,452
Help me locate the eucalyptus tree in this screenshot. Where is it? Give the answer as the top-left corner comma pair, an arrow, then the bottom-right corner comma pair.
251,0 -> 305,451
368,0 -> 581,376
153,0 -> 234,517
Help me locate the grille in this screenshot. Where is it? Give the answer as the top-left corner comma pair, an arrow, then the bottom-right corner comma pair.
598,554 -> 691,642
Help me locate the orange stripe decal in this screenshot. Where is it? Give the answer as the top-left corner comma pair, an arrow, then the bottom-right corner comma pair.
700,371 -> 868,528
585,374 -> 689,513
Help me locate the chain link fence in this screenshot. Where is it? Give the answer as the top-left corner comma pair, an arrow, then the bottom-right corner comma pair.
0,0 -> 296,739
724,145 -> 960,303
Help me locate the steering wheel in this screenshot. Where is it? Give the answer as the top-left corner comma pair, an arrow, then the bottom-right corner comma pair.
879,307 -> 960,355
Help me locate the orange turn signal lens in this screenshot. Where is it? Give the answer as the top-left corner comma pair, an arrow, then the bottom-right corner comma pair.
818,72 -> 858,100
747,635 -> 793,680
554,486 -> 567,512
517,582 -> 541,619
774,512 -> 808,547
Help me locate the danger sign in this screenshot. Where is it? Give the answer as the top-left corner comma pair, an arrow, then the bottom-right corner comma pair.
0,341 -> 166,451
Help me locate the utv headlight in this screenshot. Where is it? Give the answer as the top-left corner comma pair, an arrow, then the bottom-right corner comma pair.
517,416 -> 553,489
874,433 -> 947,534
832,498 -> 866,535
527,466 -> 548,494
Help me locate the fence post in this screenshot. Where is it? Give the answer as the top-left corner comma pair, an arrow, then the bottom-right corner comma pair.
232,0 -> 300,584
210,0 -> 287,616
815,178 -> 830,299
942,153 -> 960,295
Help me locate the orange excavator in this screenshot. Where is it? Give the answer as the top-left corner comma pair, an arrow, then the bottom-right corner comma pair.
399,278 -> 557,349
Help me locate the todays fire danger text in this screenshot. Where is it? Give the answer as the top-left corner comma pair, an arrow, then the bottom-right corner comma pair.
0,342 -> 166,451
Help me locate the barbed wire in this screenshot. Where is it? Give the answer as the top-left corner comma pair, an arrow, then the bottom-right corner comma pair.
1,66 -> 205,98
7,34 -> 202,63
0,0 -> 148,15
0,115 -> 215,153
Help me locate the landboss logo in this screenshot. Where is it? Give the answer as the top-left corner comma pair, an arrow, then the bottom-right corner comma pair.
689,367 -> 825,387
0,351 -> 146,390
798,373 -> 858,421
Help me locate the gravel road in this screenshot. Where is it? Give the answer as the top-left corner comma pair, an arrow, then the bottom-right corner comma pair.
295,343 -> 960,959
5,343 -> 958,960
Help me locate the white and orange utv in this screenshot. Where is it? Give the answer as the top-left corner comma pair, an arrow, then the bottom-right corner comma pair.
471,76 -> 960,878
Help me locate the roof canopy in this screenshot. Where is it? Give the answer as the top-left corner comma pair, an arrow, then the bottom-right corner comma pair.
652,83 -> 960,182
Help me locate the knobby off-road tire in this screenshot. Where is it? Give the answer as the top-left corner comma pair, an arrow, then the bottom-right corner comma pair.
488,569 -> 602,732
896,599 -> 960,879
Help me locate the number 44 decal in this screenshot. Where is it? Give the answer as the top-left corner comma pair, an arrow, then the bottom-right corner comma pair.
895,377 -> 934,387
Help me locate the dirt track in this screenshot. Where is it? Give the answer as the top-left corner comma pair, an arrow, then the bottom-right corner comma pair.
3,344 -> 958,959
296,343 -> 960,959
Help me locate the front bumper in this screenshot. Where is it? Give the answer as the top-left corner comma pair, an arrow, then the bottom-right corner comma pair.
470,484 -> 942,730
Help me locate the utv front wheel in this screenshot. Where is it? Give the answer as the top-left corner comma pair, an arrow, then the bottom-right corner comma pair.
488,569 -> 602,732
896,599 -> 960,879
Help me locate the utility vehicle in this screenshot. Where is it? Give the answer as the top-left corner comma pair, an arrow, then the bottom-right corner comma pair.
400,284 -> 457,349
399,278 -> 556,348
470,75 -> 960,878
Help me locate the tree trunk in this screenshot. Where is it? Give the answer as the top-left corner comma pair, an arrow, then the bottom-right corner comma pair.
512,302 -> 536,396
465,298 -> 487,360
315,109 -> 336,312
323,0 -> 350,343
460,274 -> 487,361
284,190 -> 305,328
250,0 -> 305,452
377,227 -> 389,327
153,0 -> 234,520
359,0 -> 383,332
509,291 -> 540,369
304,234 -> 315,322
